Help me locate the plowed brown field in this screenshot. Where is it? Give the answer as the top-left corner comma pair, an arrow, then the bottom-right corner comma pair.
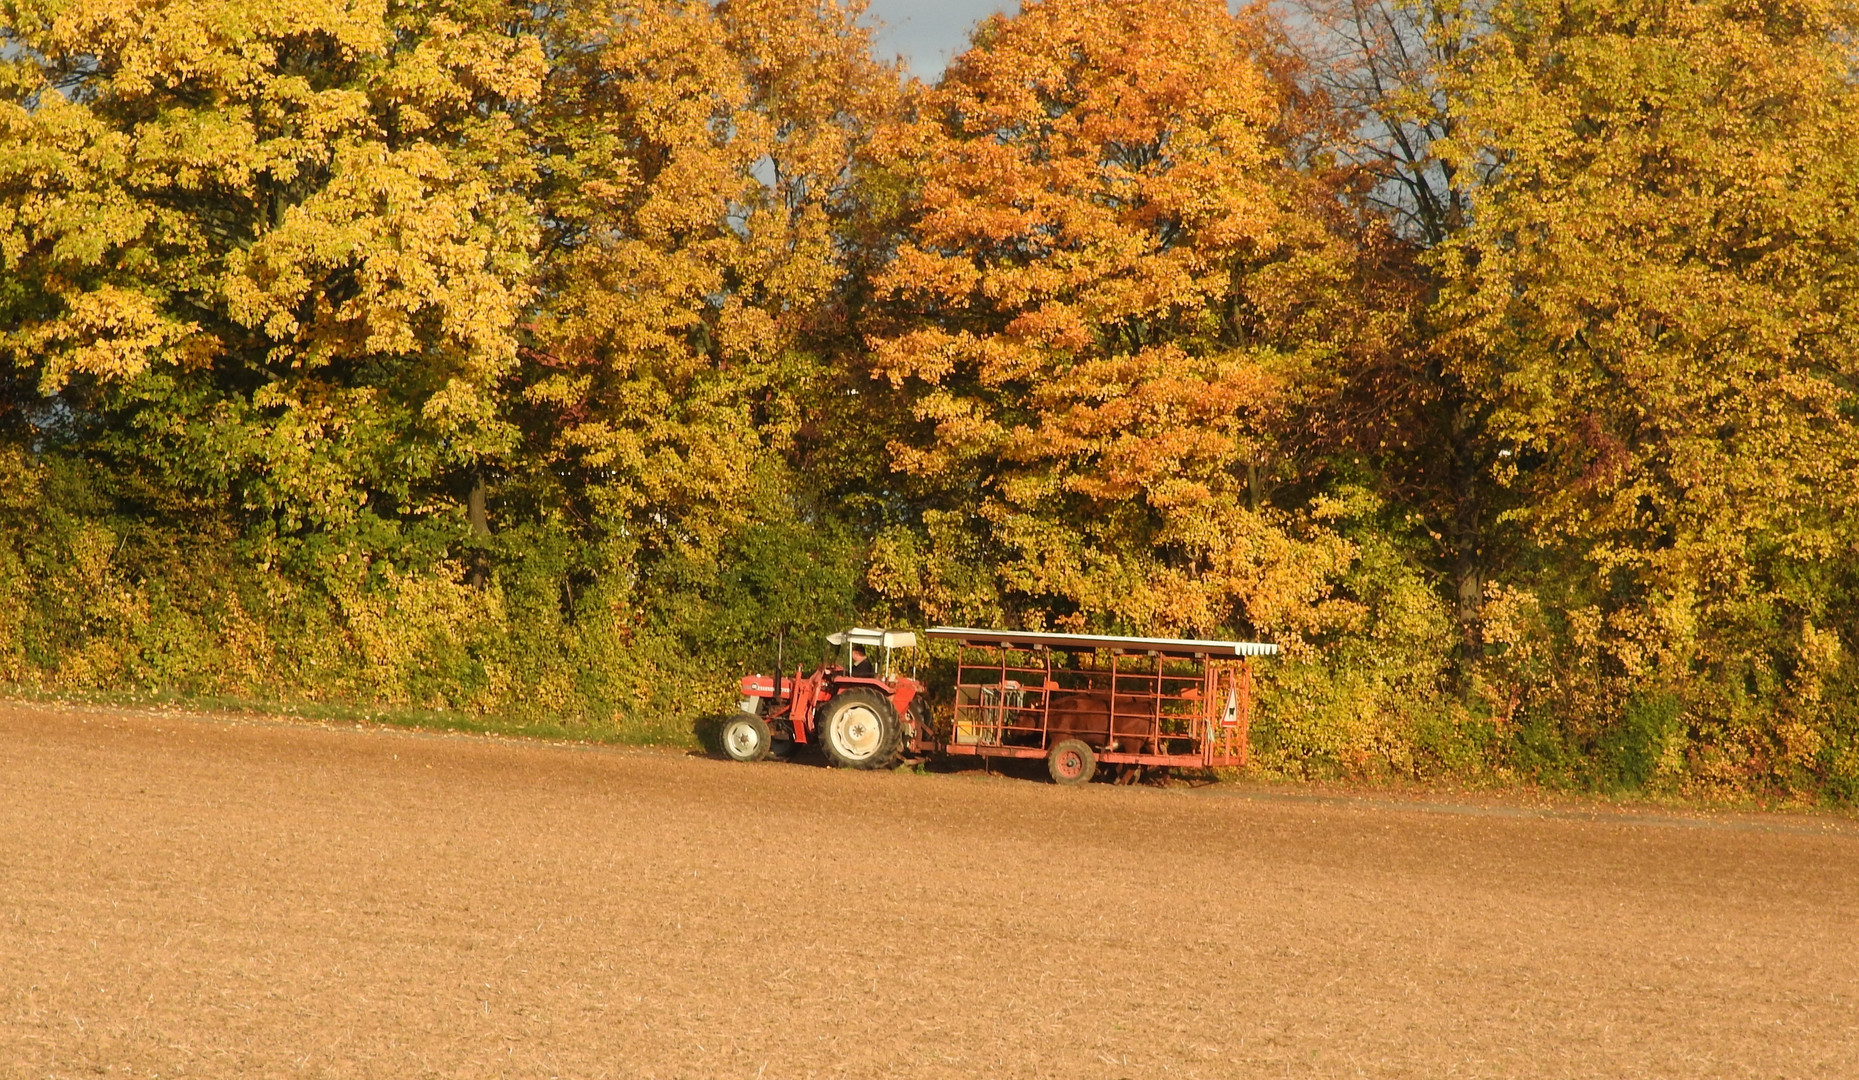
2,701 -> 1856,1078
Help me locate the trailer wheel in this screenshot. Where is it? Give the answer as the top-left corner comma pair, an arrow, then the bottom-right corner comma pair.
1047,739 -> 1097,785
818,689 -> 903,770
720,711 -> 772,762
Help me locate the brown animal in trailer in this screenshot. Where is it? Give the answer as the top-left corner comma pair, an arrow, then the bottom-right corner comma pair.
918,627 -> 1278,785
1044,692 -> 1165,756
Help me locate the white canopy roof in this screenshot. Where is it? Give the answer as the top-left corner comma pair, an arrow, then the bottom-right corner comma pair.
924,626 -> 1278,658
825,628 -> 918,649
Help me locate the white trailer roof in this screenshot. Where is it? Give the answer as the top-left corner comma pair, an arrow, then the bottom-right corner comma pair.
924,626 -> 1279,658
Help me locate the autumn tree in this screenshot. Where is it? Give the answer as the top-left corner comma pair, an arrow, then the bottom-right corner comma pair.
862,0 -> 1374,640
1280,0 -> 1508,662
520,0 -> 905,568
1437,0 -> 1859,785
0,0 -> 906,724
0,0 -> 544,556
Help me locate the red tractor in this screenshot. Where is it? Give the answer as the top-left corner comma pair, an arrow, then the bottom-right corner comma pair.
721,629 -> 927,770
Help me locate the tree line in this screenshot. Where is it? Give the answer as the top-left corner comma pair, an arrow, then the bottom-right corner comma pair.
2,0 -> 1855,798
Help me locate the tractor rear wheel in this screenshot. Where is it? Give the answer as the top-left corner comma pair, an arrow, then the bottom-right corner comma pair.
720,711 -> 772,762
818,689 -> 903,770
1047,739 -> 1097,785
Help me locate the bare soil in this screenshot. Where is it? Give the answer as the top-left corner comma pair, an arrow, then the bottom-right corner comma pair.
3,701 -> 1856,1078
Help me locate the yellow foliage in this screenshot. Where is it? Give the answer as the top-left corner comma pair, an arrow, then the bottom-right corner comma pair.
525,0 -> 905,555
0,0 -> 542,529
1429,0 -> 1859,791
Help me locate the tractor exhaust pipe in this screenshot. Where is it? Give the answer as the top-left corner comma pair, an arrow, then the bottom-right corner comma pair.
773,630 -> 784,703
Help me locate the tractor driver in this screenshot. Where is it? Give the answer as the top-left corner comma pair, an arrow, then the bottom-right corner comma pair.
849,644 -> 876,678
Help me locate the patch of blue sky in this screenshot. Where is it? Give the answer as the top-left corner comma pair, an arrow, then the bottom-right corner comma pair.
860,0 -> 1016,78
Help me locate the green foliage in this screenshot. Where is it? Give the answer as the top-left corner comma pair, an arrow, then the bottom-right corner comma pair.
1248,486 -> 1478,782
1598,692 -> 1686,794
0,445 -> 867,742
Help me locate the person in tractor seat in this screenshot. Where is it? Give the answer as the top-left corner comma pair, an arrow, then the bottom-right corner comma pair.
849,644 -> 876,678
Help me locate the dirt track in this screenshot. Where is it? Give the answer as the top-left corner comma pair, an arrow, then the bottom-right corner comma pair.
2,702 -> 1856,1078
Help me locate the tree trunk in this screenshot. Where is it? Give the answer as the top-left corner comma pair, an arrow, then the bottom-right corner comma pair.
467,473 -> 490,537
1449,401 -> 1484,661
467,472 -> 490,587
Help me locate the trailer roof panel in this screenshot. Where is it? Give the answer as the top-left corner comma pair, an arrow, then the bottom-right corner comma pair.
924,626 -> 1279,658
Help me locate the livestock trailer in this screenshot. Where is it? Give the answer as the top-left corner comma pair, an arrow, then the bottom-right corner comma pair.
912,627 -> 1279,784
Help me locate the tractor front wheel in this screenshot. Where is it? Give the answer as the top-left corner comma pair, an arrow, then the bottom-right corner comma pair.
818,689 -> 903,770
720,711 -> 772,762
1047,739 -> 1097,785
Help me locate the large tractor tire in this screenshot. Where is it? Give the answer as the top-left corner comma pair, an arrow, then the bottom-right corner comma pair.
818,689 -> 903,770
720,711 -> 772,762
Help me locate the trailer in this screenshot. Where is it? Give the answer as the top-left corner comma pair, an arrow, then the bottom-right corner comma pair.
909,627 -> 1278,784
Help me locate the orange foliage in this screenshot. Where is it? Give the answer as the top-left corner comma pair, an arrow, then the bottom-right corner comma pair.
864,0 -> 1359,639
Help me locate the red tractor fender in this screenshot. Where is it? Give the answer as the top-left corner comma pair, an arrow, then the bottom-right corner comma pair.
817,676 -> 920,715
790,670 -> 826,743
